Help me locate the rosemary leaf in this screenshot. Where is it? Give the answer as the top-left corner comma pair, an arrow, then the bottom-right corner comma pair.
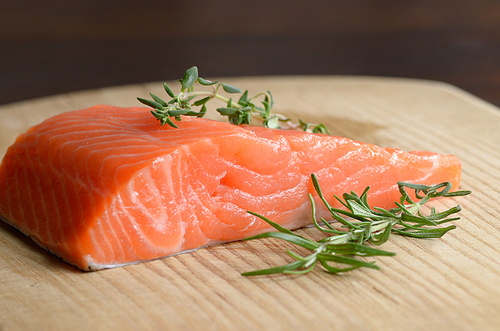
241,174 -> 471,276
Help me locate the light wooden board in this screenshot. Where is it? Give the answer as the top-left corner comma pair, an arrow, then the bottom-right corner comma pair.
1,76 -> 499,331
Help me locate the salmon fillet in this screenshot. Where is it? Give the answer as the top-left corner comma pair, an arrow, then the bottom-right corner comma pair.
0,105 -> 461,270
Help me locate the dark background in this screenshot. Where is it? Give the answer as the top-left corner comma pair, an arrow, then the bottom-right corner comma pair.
2,0 -> 500,106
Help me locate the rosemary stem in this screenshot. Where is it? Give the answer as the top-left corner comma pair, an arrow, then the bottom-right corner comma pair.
240,175 -> 471,276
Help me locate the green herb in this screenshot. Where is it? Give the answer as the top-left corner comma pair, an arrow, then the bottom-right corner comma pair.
138,66 -> 329,133
242,174 -> 471,276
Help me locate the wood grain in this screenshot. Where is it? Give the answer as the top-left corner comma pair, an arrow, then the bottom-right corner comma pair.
1,76 -> 499,330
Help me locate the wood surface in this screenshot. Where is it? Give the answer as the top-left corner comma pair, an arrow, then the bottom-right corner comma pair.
0,76 -> 499,330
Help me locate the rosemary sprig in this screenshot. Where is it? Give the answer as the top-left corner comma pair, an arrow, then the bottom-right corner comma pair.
241,174 -> 471,276
137,66 -> 329,133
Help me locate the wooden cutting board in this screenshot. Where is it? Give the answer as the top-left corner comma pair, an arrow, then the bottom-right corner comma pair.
1,76 -> 499,331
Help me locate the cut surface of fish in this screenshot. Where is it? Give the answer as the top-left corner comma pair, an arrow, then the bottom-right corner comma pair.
0,106 -> 461,270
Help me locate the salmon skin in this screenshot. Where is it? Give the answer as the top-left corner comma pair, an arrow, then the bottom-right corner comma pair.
0,105 -> 461,270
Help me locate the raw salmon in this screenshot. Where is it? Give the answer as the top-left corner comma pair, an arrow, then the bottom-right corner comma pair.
0,105 -> 461,270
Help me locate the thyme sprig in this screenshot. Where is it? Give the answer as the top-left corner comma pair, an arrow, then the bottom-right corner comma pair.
137,66 -> 329,133
242,174 -> 471,276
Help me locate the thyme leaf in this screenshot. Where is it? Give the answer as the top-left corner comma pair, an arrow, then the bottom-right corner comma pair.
138,66 -> 329,133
